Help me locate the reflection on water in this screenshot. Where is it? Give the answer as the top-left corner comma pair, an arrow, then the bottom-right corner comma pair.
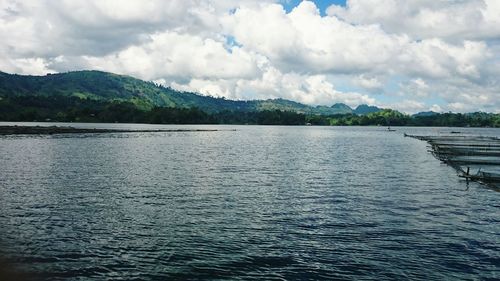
0,124 -> 499,280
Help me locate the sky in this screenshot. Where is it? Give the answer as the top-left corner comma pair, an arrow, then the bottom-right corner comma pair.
0,0 -> 499,113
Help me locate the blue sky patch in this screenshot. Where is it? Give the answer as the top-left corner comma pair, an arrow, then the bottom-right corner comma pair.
281,0 -> 346,15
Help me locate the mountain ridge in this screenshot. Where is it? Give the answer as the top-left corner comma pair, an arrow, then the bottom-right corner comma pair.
0,70 -> 381,115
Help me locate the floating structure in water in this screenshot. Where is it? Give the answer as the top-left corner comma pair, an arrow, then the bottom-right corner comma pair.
0,125 -> 229,135
405,133 -> 500,188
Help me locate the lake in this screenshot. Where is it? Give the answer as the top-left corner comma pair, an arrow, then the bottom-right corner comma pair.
0,123 -> 498,280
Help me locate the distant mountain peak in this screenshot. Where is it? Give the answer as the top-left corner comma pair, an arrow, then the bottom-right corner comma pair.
412,111 -> 439,117
328,103 -> 353,114
331,102 -> 350,108
354,104 -> 382,115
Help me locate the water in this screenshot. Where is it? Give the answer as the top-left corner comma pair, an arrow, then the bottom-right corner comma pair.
0,123 -> 498,280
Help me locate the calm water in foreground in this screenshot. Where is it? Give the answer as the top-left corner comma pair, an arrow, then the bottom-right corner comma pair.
0,123 -> 498,280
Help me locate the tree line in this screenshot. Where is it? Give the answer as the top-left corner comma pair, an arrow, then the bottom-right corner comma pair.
0,95 -> 498,127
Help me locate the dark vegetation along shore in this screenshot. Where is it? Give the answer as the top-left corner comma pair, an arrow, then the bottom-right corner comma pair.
0,125 -> 224,135
1,70 -> 499,127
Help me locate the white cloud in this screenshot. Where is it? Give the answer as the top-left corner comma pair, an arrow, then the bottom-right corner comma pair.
223,1 -> 408,74
80,31 -> 261,81
429,104 -> 442,113
399,39 -> 490,79
435,81 -> 499,113
399,78 -> 430,98
354,75 -> 383,90
327,0 -> 500,41
0,56 -> 52,75
170,66 -> 376,107
0,0 -> 274,58
225,2 -> 493,82
389,100 -> 426,114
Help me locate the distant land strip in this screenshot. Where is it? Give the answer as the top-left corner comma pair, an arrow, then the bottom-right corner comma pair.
0,126 -> 230,135
0,70 -> 498,127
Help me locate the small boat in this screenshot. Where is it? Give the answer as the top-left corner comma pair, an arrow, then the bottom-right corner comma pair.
386,126 -> 396,132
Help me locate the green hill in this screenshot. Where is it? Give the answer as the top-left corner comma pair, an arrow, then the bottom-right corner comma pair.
330,103 -> 353,114
0,70 -> 354,115
353,104 -> 382,115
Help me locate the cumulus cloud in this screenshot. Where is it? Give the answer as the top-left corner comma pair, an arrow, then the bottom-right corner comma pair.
223,1 -> 408,74
0,0 -> 275,58
170,66 -> 376,107
0,0 -> 499,113
225,2 -> 493,80
354,75 -> 383,90
327,0 -> 500,41
234,68 -> 376,106
399,78 -> 430,98
80,31 -> 261,81
383,100 -> 427,115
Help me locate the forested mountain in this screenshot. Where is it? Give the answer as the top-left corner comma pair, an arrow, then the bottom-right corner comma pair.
0,70 -> 367,115
354,104 -> 382,115
1,70 -> 498,126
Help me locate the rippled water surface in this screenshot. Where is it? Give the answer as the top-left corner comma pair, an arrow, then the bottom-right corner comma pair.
0,123 -> 499,280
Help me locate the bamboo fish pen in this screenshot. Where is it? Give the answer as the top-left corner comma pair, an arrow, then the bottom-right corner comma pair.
405,133 -> 500,188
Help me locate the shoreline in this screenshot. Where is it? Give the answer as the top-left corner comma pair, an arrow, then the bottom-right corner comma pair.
0,125 -> 225,135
